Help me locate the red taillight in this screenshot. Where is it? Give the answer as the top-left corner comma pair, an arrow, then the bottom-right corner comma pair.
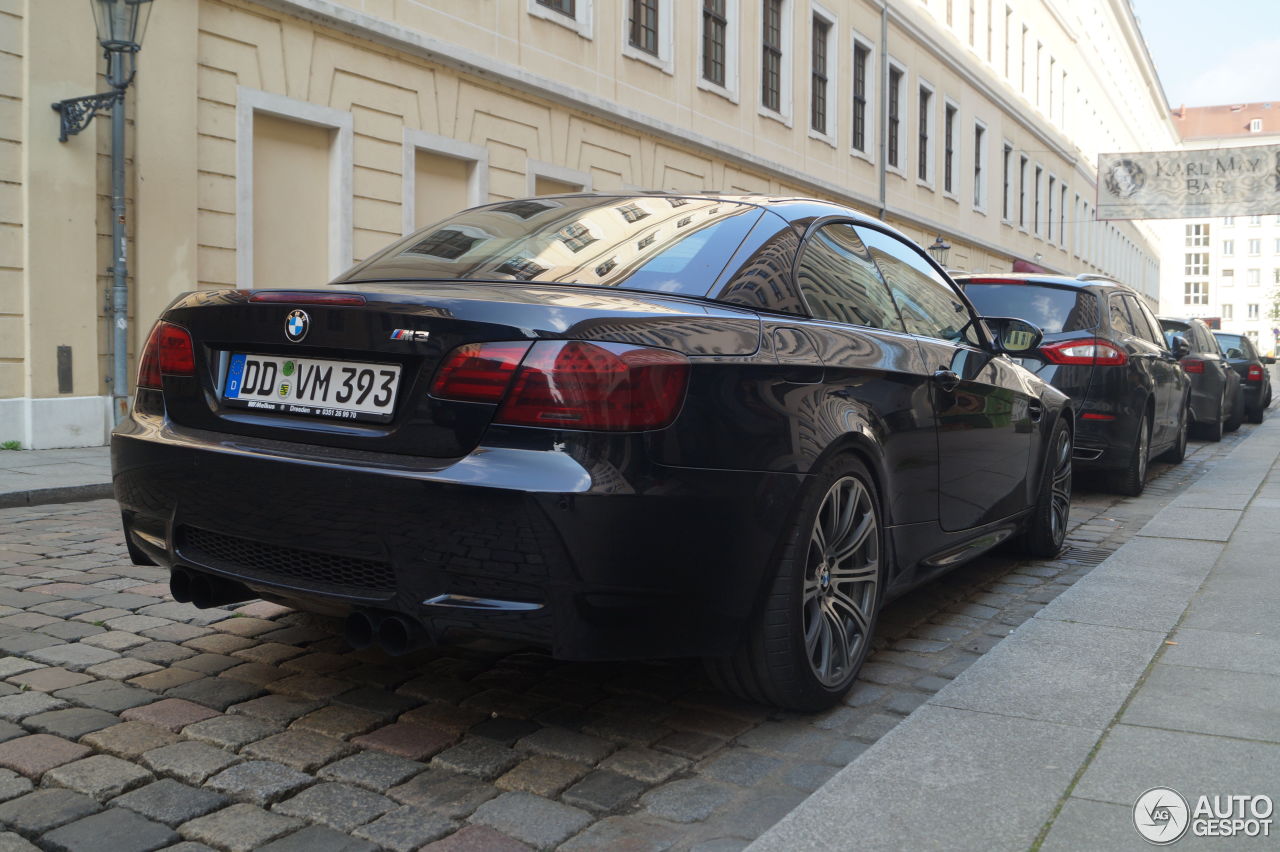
1247,364 -> 1265,381
1080,412 -> 1116,421
500,341 -> 690,431
1180,358 -> 1205,374
1039,338 -> 1128,366
248,291 -> 366,306
430,342 -> 532,403
136,322 -> 195,390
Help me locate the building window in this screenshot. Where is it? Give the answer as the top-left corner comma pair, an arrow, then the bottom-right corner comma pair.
810,13 -> 833,136
1274,238 -> 1280,254
496,255 -> 548,281
917,85 -> 932,182
1247,330 -> 1259,344
1001,143 -> 1012,220
943,103 -> 957,194
852,40 -> 871,153
1250,118 -> 1263,132
629,0 -> 659,55
1018,154 -> 1027,227
1224,216 -> 1235,226
1020,25 -> 1028,94
616,203 -> 649,223
1250,238 -> 1262,255
1274,268 -> 1280,284
1003,6 -> 1012,77
528,0 -> 592,38
1185,282 -> 1208,305
1223,269 -> 1235,285
1185,253 -> 1208,276
1250,214 -> 1262,225
702,0 -> 727,87
887,65 -> 903,170
557,222 -> 597,253
972,122 -> 986,209
1249,303 -> 1260,319
1047,176 -> 1056,242
1248,268 -> 1261,286
1224,239 -> 1235,256
1033,165 -> 1042,235
1185,223 -> 1210,247
408,229 -> 483,260
1223,304 -> 1234,320
536,0 -> 575,15
762,0 -> 784,113
1059,184 -> 1067,246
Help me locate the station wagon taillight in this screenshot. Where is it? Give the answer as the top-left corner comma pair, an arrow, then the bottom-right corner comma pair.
432,340 -> 690,431
137,322 -> 195,390
1039,338 -> 1127,366
1247,364 -> 1265,382
1181,358 -> 1205,374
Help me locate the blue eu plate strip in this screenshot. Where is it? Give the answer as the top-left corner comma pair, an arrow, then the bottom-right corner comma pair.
225,354 -> 246,398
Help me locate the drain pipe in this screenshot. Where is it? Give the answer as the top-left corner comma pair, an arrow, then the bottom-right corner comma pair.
877,0 -> 889,219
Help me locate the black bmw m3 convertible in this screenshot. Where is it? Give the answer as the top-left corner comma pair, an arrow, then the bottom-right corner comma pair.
113,193 -> 1072,710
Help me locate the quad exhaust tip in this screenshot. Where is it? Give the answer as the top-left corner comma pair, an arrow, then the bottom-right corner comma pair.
169,567 -> 255,610
344,609 -> 430,656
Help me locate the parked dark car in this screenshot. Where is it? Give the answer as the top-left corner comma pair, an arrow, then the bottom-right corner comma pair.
1213,330 -> 1273,423
1158,318 -> 1242,440
113,193 -> 1073,711
956,273 -> 1190,496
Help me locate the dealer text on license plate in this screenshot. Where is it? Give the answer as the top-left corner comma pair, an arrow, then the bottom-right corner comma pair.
222,353 -> 400,422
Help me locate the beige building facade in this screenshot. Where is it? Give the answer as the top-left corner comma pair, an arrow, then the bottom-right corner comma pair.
3,0 -> 1176,447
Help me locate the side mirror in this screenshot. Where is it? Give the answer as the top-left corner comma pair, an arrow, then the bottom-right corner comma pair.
1264,356 -> 1277,365
1171,335 -> 1191,358
983,316 -> 1044,354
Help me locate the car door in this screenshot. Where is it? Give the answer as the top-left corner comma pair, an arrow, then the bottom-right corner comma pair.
1131,296 -> 1188,442
856,226 -> 1037,533
1117,294 -> 1177,446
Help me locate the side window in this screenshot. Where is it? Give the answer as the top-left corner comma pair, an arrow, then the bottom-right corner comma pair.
857,226 -> 977,344
796,224 -> 903,331
1121,295 -> 1161,347
1108,296 -> 1135,337
1130,297 -> 1168,349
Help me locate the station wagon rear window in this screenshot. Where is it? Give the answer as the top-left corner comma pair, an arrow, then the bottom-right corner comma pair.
962,283 -> 1099,334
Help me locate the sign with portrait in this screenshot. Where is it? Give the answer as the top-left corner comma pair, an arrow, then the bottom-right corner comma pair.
1097,145 -> 1280,219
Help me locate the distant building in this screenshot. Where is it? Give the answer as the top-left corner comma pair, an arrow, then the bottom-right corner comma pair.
5,0 -> 1176,447
1156,103 -> 1280,353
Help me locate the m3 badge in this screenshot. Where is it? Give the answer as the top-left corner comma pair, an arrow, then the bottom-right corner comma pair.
390,329 -> 431,342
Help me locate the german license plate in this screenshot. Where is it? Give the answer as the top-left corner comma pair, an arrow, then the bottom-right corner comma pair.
222,353 -> 400,422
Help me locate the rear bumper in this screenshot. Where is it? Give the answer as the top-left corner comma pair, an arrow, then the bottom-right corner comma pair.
1070,414 -> 1136,470
112,412 -> 803,660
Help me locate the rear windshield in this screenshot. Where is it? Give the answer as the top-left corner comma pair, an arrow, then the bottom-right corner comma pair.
340,196 -> 763,298
962,283 -> 1099,333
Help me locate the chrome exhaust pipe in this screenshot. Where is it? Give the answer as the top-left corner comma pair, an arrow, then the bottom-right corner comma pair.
187,571 -> 255,609
169,568 -> 194,604
376,614 -> 429,657
344,609 -> 380,650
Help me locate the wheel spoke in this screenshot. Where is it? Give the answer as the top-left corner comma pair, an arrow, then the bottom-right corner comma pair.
822,599 -> 852,671
829,560 -> 878,584
828,587 -> 872,639
832,512 -> 874,562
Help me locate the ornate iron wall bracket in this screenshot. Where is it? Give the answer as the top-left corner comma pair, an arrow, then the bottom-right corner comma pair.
52,90 -> 122,142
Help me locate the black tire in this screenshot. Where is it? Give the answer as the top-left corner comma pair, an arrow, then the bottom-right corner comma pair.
1200,393 -> 1224,442
1020,416 -> 1072,558
1247,402 -> 1265,424
1158,402 -> 1189,463
1108,411 -> 1150,497
1225,387 -> 1244,432
705,455 -> 884,711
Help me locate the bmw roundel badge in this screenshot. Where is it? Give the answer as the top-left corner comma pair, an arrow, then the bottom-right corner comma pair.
285,309 -> 309,342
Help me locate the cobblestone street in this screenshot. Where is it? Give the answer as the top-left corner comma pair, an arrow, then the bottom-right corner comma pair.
0,426 -> 1254,852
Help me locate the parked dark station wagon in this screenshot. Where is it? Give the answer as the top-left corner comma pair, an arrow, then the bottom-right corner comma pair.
113,194 -> 1073,709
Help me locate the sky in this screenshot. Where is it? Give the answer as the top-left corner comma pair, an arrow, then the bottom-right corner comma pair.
1130,0 -> 1280,107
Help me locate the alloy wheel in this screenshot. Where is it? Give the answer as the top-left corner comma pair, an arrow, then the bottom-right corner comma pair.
1136,417 -> 1150,482
803,476 -> 879,687
1049,427 -> 1073,545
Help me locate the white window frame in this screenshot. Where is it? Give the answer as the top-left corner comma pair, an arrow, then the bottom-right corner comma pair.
235,87 -> 353,289
1249,238 -> 1262,256
1058,182 -> 1068,248
849,29 -> 876,163
697,0 -> 740,102
807,3 -> 838,147
758,0 -> 794,126
1000,139 -> 1014,223
972,117 -> 988,214
1033,163 -> 1043,236
1248,268 -> 1261,286
622,0 -> 674,74
1224,239 -> 1235,256
1250,118 -> 1263,132
401,130 -> 489,237
1046,172 -> 1056,243
884,57 -> 907,177
527,0 -> 594,39
525,159 -> 593,197
1249,303 -> 1260,319
915,77 -> 936,188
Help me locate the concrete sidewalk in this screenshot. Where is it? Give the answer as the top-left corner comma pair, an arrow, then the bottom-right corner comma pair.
753,416 -> 1280,851
0,446 -> 112,509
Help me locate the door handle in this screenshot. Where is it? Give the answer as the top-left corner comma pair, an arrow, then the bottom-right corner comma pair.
932,369 -> 960,392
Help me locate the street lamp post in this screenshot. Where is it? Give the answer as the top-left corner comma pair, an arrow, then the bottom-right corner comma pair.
52,0 -> 152,425
927,235 -> 951,268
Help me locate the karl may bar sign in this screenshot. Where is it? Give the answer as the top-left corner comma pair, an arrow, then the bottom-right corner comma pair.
1097,144 -> 1280,219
